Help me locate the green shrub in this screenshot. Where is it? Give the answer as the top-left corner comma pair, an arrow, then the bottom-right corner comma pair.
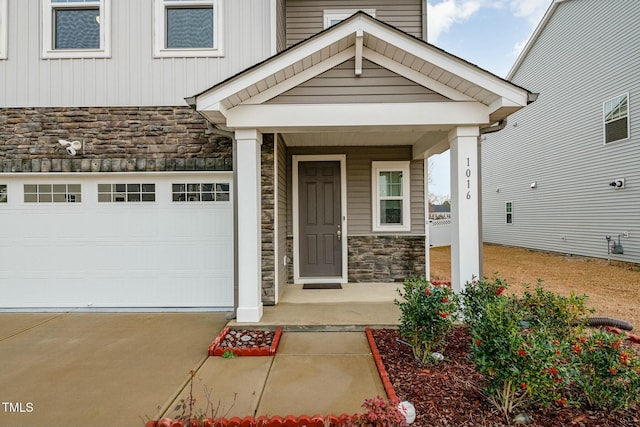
567,329 -> 640,411
516,282 -> 591,339
395,277 -> 459,364
469,295 -> 567,416
460,275 -> 508,328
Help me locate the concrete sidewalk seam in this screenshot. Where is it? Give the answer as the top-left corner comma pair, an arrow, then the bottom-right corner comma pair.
154,353 -> 210,422
252,351 -> 278,417
0,312 -> 66,343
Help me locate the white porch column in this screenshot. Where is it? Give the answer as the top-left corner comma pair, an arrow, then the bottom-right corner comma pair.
424,158 -> 431,281
449,126 -> 480,294
235,129 -> 264,322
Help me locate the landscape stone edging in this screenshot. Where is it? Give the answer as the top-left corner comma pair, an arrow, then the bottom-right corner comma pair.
147,412 -> 356,427
365,328 -> 399,404
207,327 -> 283,357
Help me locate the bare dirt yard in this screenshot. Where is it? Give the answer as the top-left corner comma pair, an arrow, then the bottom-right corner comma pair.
429,243 -> 640,330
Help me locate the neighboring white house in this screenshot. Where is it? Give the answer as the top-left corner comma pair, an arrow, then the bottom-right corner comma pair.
0,0 -> 533,321
482,0 -> 639,265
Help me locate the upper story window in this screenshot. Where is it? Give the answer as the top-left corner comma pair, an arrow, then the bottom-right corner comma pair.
323,9 -> 375,29
0,0 -> 7,59
153,0 -> 222,58
371,161 -> 411,232
42,0 -> 111,59
604,93 -> 629,144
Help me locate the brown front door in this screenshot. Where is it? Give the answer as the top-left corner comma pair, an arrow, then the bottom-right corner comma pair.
298,161 -> 342,278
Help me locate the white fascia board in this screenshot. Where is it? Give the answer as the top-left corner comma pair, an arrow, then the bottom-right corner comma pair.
226,102 -> 489,129
195,18 -> 367,109
360,19 -> 529,105
364,48 -> 474,101
241,47 -> 355,105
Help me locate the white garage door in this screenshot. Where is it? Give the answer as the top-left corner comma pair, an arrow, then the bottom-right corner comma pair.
0,173 -> 234,309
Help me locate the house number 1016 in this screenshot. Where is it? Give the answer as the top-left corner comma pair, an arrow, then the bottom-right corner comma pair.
465,157 -> 471,200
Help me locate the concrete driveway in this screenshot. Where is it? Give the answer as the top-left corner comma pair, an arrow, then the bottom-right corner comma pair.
0,312 -> 228,427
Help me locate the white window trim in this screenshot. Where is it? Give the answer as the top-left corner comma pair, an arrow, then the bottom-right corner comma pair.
371,161 -> 411,232
41,0 -> 111,59
153,0 -> 223,58
603,92 -> 630,144
323,9 -> 375,29
0,0 -> 7,59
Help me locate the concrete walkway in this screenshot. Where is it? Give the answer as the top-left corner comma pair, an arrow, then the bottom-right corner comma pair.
160,332 -> 386,420
0,312 -> 228,427
0,283 -> 401,427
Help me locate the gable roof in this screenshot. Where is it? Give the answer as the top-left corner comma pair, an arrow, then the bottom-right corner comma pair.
189,12 -> 533,131
507,0 -> 567,79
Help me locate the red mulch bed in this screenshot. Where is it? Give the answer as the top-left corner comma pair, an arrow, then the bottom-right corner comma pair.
370,327 -> 640,427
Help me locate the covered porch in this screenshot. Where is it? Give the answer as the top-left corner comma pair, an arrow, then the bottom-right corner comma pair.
189,12 -> 532,322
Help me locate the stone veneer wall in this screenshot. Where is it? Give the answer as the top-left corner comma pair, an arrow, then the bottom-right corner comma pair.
285,235 -> 426,283
0,107 -> 232,172
348,236 -> 426,282
261,135 -> 276,305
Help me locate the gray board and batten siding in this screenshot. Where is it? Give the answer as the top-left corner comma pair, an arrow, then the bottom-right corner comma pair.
481,0 -> 640,264
267,59 -> 449,104
0,0 -> 273,107
285,146 -> 425,237
284,0 -> 425,48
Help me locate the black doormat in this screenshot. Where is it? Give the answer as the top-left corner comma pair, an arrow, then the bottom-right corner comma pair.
302,283 -> 342,290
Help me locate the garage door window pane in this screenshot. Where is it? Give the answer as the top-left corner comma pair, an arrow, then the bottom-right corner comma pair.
98,183 -> 155,203
172,182 -> 229,202
24,183 -> 81,203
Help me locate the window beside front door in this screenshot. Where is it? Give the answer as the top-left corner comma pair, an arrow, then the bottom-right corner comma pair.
372,161 -> 411,232
153,0 -> 221,57
0,184 -> 7,203
42,0 -> 111,58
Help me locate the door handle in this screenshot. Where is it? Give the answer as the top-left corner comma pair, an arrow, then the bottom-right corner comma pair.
337,230 -> 341,241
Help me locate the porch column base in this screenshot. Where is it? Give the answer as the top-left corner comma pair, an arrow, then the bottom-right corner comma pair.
236,305 -> 264,323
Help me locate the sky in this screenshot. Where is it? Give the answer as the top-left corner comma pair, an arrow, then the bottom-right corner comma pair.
425,0 -> 553,199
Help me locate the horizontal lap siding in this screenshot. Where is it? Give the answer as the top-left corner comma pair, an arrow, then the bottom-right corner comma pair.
481,0 -> 640,263
285,0 -> 423,47
268,59 -> 448,104
286,146 -> 425,236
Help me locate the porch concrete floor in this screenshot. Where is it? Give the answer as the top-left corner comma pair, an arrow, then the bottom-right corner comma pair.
229,283 -> 402,330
